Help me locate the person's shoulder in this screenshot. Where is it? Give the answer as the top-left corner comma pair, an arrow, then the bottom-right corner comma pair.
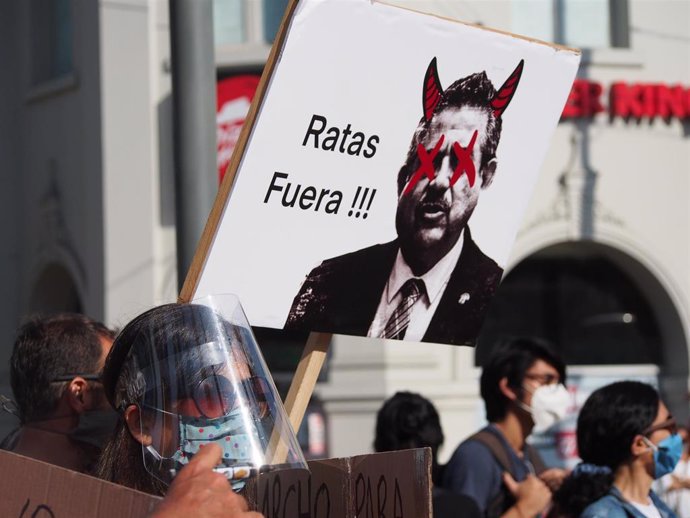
447,429 -> 502,470
293,241 -> 395,295
462,229 -> 503,282
285,240 -> 397,329
308,241 -> 398,279
579,495 -> 629,518
650,489 -> 677,515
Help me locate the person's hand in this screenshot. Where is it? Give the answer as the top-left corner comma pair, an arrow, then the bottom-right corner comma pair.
669,475 -> 690,491
668,475 -> 683,491
503,472 -> 551,518
148,443 -> 263,518
539,468 -> 568,493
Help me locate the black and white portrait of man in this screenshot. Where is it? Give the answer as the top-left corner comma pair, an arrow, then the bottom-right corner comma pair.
285,58 -> 524,345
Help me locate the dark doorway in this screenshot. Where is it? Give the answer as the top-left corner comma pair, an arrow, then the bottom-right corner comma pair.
476,243 -> 662,367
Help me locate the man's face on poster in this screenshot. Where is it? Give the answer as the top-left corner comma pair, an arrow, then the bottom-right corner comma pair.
396,106 -> 496,269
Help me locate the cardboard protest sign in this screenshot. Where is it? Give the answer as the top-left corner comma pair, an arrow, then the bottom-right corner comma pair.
0,447 -> 430,518
244,448 -> 431,518
0,450 -> 161,518
185,0 -> 580,346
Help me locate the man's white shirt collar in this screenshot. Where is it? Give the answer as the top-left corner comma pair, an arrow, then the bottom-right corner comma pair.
386,230 -> 465,305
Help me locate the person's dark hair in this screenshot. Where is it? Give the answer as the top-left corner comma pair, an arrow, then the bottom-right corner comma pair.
397,71 -> 503,194
374,391 -> 445,484
480,337 -> 566,422
550,381 -> 660,518
97,303 -> 240,496
9,313 -> 115,423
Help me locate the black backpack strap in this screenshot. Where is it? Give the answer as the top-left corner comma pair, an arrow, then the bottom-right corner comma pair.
468,430 -> 514,474
467,430 -> 515,518
525,443 -> 547,475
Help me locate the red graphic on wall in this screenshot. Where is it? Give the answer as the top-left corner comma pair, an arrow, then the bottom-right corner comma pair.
561,79 -> 690,120
216,75 -> 261,182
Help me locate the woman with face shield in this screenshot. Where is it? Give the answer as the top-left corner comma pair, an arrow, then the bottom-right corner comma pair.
96,295 -> 307,497
548,381 -> 680,518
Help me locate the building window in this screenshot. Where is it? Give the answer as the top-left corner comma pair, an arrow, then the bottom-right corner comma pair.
213,0 -> 289,46
30,0 -> 73,85
262,0 -> 289,44
214,0 -> 245,46
512,0 -> 629,49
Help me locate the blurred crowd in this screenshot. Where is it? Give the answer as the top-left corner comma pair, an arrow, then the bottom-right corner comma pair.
1,309 -> 687,518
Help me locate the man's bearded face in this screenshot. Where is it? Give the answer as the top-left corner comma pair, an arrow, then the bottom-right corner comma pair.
396,106 -> 490,262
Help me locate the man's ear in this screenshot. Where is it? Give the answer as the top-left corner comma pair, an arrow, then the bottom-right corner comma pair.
66,377 -> 89,413
631,434 -> 652,457
480,158 -> 498,189
499,377 -> 518,401
124,405 -> 152,446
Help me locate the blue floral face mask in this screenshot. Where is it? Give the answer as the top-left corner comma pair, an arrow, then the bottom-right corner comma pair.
147,406 -> 262,491
643,433 -> 683,479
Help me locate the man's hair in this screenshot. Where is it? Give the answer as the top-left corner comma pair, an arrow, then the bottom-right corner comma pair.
480,337 -> 566,422
551,381 -> 659,518
9,313 -> 115,423
374,391 -> 445,484
397,71 -> 503,194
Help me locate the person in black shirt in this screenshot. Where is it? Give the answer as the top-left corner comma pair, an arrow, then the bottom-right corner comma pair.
374,391 -> 481,518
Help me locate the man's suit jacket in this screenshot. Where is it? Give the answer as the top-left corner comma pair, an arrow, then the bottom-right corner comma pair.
285,229 -> 503,345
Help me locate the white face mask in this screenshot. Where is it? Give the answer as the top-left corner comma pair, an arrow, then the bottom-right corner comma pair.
519,383 -> 571,433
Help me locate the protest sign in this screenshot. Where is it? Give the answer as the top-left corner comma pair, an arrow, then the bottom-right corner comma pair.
182,0 -> 580,349
244,448 -> 431,518
0,450 -> 161,517
0,447 -> 430,518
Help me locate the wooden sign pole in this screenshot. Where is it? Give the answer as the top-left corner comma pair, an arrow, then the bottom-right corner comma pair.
177,0 -> 324,433
283,331 -> 331,431
266,331 -> 331,464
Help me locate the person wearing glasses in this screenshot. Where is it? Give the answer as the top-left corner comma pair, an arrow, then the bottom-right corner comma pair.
443,337 -> 571,518
95,298 -> 306,503
548,381 -> 680,518
2,313 -> 117,473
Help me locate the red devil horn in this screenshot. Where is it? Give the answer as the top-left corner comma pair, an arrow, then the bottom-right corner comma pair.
491,59 -> 524,118
423,58 -> 443,122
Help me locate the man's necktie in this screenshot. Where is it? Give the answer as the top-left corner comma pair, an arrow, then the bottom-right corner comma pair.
380,278 -> 425,340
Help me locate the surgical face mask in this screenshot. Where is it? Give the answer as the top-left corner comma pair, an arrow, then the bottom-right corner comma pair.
147,406 -> 262,491
519,383 -> 570,433
642,433 -> 683,479
69,408 -> 120,449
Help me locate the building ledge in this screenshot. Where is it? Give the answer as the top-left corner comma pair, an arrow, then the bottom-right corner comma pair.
25,72 -> 79,104
215,43 -> 272,69
579,48 -> 644,68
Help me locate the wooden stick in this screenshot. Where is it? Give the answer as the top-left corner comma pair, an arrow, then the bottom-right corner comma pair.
284,332 -> 331,431
266,331 -> 331,465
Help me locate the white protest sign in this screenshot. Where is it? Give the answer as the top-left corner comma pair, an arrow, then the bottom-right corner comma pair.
189,0 -> 580,346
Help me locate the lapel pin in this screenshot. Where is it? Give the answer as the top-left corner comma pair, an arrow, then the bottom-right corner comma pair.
458,292 -> 470,305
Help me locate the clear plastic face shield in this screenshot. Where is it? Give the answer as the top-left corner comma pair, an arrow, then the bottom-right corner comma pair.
118,295 -> 307,490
